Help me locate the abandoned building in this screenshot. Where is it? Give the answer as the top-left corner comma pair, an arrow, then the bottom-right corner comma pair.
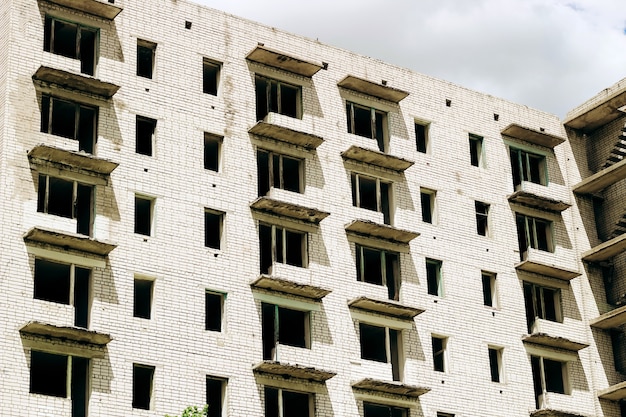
3,0 -> 626,416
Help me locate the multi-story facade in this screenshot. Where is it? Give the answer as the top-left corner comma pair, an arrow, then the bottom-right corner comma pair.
1,0 -> 626,416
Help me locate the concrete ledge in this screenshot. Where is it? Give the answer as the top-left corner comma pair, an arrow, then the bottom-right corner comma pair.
341,145 -> 414,172
590,305 -> 626,330
20,321 -> 111,346
351,378 -> 430,398
348,296 -> 423,320
508,190 -> 571,213
573,159 -> 626,194
33,66 -> 120,98
530,409 -> 587,417
253,361 -> 336,382
250,197 -> 329,224
582,234 -> 626,263
24,226 -> 117,256
345,220 -> 419,245
251,275 -> 331,300
598,381 -> 626,401
338,75 -> 409,103
249,121 -> 324,150
502,124 -> 565,148
522,332 -> 588,352
515,259 -> 580,281
564,83 -> 626,132
42,0 -> 123,20
246,45 -> 323,77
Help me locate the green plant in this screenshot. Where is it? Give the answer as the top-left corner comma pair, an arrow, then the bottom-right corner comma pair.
165,405 -> 209,417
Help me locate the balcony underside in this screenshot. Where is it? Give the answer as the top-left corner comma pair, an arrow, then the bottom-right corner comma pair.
502,124 -> 565,148
24,227 -> 116,257
253,361 -> 336,382
250,197 -> 329,224
20,321 -> 111,346
348,296 -> 423,320
573,159 -> 626,194
338,75 -> 409,103
582,233 -> 626,263
33,66 -> 119,98
352,378 -> 430,398
564,86 -> 626,133
345,220 -> 419,245
515,259 -> 580,281
249,121 -> 324,150
508,190 -> 571,212
246,45 -> 323,77
341,145 -> 414,172
598,381 -> 626,401
530,410 -> 586,417
43,0 -> 123,20
522,332 -> 588,352
590,305 -> 626,329
251,275 -> 331,300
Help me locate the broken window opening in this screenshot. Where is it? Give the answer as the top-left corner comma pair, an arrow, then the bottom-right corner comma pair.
531,355 -> 567,408
205,291 -> 224,332
415,122 -> 429,154
133,278 -> 153,319
137,40 -> 156,79
488,347 -> 503,383
259,223 -> 307,274
41,94 -> 97,154
510,147 -> 547,188
351,173 -> 392,225
469,134 -> 484,167
481,271 -> 497,308
420,188 -> 436,224
206,377 -> 226,417
475,201 -> 490,236
426,258 -> 443,297
432,335 -> 447,372
346,101 -> 387,152
132,364 -> 155,410
515,213 -> 553,257
255,76 -> 301,121
204,133 -> 222,172
356,245 -> 400,300
37,174 -> 94,236
262,303 -> 310,360
44,16 -> 98,76
134,195 -> 154,236
136,116 -> 156,156
363,402 -> 408,417
204,209 -> 224,249
523,282 -> 561,332
257,149 -> 303,196
265,387 -> 312,417
203,59 -> 221,96
359,323 -> 402,381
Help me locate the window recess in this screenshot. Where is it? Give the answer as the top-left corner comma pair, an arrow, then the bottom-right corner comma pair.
475,201 -> 490,236
432,335 -> 448,372
206,377 -> 227,417
426,258 -> 443,297
44,16 -> 98,76
516,213 -> 553,255
469,134 -> 484,167
351,172 -> 392,225
530,355 -> 568,409
259,223 -> 307,274
133,364 -> 155,410
363,402 -> 408,417
356,244 -> 399,301
346,101 -> 388,152
262,302 -> 310,360
136,40 -> 156,79
523,282 -> 562,332
359,322 -> 403,381
264,386 -> 312,417
40,94 -> 97,154
37,174 -> 94,236
510,147 -> 547,188
255,75 -> 301,121
257,149 -> 303,196
203,58 -> 220,96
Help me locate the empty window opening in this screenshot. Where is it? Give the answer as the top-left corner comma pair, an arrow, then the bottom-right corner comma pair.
265,387 -> 312,417
432,335 -> 448,372
205,291 -> 224,332
359,323 -> 402,381
137,40 -> 156,79
351,173 -> 392,225
482,272 -> 497,308
134,195 -> 154,236
203,59 -> 220,95
37,175 -> 93,236
346,101 -> 387,152
255,75 -> 301,121
34,258 -> 90,327
488,347 -> 503,382
364,402 -> 407,417
415,122 -> 429,153
259,224 -> 307,274
44,16 -> 97,75
41,94 -> 97,154
204,133 -> 222,172
475,201 -> 490,236
132,364 -> 155,410
531,356 -> 567,408
516,213 -> 552,256
133,278 -> 153,319
204,210 -> 224,249
262,303 -> 309,360
469,134 -> 484,167
356,245 -> 399,301
523,282 -> 561,333
438,413 -> 455,417
510,148 -> 547,188
136,116 -> 156,156
426,258 -> 443,296
257,150 -> 303,196
206,377 -> 226,417
420,188 -> 436,224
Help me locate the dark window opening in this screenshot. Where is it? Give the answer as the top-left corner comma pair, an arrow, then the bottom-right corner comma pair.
475,201 -> 490,236
133,278 -> 153,319
30,350 -> 68,397
510,148 -> 547,188
364,402 -> 407,417
346,101 -> 387,152
351,173 -> 392,225
134,196 -> 153,236
426,258 -> 443,296
137,40 -> 156,79
41,95 -> 97,153
257,150 -> 302,196
204,133 -> 222,172
259,224 -> 306,274
488,347 -> 502,382
73,267 -> 90,328
469,134 -> 483,167
255,76 -> 301,121
44,16 -> 97,75
524,282 -> 560,332
356,245 -> 399,300
264,387 -> 310,417
531,356 -> 566,408
482,272 -> 496,308
37,175 -> 93,236
206,377 -> 226,417
415,122 -> 428,153
359,324 -> 401,380
205,291 -> 224,332
132,364 -> 155,410
516,213 -> 552,256
432,336 -> 446,372
203,59 -> 220,95
204,210 -> 224,249
420,189 -> 435,224
262,303 -> 308,360
136,116 -> 156,156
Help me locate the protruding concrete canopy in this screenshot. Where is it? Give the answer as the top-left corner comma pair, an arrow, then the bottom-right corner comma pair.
508,190 -> 571,213
590,305 -> 626,330
573,159 -> 626,195
341,145 -> 414,172
43,0 -> 123,20
529,409 -> 587,417
253,361 -> 336,382
251,275 -> 331,300
345,220 -> 419,245
582,234 -> 626,263
501,124 -> 565,148
20,321 -> 111,346
522,333 -> 588,352
352,378 -> 430,398
250,197 -> 329,224
338,75 -> 409,103
33,66 -> 120,98
24,227 -> 117,257
348,296 -> 424,320
564,86 -> 626,133
515,259 -> 580,281
246,45 -> 323,77
598,381 -> 626,401
249,121 -> 324,150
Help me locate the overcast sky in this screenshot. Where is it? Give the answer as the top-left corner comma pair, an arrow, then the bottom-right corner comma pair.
191,0 -> 626,118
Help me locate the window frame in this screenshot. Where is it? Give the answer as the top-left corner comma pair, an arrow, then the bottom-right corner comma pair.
40,94 -> 98,154
135,115 -> 157,156
205,290 -> 225,332
44,15 -> 99,76
432,335 -> 448,373
132,363 -> 155,410
488,346 -> 504,383
363,402 -> 408,417
351,172 -> 393,225
204,133 -> 222,172
37,174 -> 94,236
355,244 -> 400,301
509,146 -> 548,188
259,223 -> 308,274
523,281 -> 562,332
426,258 -> 443,297
134,195 -> 155,236
255,75 -> 302,121
136,39 -> 156,79
257,149 -> 304,196
202,58 -> 221,96
531,355 -> 569,407
475,201 -> 490,237
264,386 -> 313,417
420,188 -> 437,224
262,302 -> 311,360
206,376 -> 227,417
346,101 -> 388,152
359,322 -> 403,381
481,271 -> 498,309
516,213 -> 554,254
414,121 -> 429,154
204,209 -> 225,250
469,133 -> 484,167
133,277 -> 154,320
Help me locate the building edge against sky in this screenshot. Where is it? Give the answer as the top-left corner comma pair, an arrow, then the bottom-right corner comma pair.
2,0 -> 626,416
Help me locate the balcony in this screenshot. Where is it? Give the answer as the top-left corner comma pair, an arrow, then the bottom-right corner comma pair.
345,220 -> 419,246
598,381 -> 626,401
341,145 -> 414,173
253,361 -> 336,382
246,45 -> 323,77
250,197 -> 329,225
530,408 -> 587,417
522,332 -> 587,352
24,226 -> 116,257
249,113 -> 324,150
33,66 -> 120,99
582,233 -> 626,263
508,181 -> 571,213
352,378 -> 430,398
338,75 -> 409,103
348,296 -> 423,320
20,321 -> 110,358
564,79 -> 626,133
573,159 -> 626,195
250,275 -> 331,300
42,0 -> 123,20
515,248 -> 580,281
502,124 -> 565,149
590,305 -> 626,329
